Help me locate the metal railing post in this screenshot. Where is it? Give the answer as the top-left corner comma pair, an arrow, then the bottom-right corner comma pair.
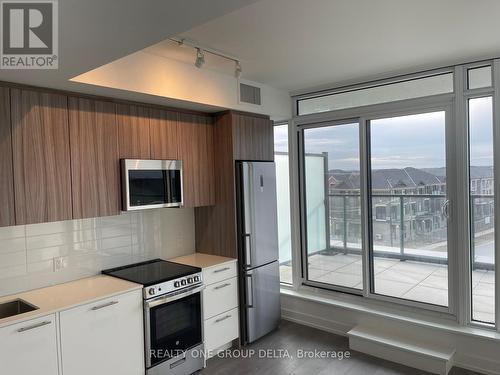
343,195 -> 348,254
400,195 -> 405,261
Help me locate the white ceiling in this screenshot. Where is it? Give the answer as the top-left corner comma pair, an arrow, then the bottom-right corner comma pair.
0,0 -> 259,107
176,0 -> 500,92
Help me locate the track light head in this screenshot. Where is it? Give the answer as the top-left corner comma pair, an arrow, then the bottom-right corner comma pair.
235,60 -> 242,79
194,48 -> 205,68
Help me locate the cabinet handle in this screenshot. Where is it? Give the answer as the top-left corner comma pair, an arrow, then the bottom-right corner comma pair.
213,267 -> 230,274
215,314 -> 231,323
214,283 -> 231,290
17,320 -> 51,333
91,301 -> 118,311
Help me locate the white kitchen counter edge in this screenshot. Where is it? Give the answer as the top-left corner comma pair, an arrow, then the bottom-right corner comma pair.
0,275 -> 142,329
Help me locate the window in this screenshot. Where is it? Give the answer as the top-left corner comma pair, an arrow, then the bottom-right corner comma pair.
274,124 -> 293,284
294,62 -> 499,328
369,111 -> 449,307
303,122 -> 363,290
468,97 -> 495,324
468,66 -> 492,90
298,73 -> 453,115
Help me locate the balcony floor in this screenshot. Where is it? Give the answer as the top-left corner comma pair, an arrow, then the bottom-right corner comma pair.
280,253 -> 495,324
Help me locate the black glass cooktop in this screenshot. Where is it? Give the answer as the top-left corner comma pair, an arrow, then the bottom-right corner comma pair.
102,259 -> 201,287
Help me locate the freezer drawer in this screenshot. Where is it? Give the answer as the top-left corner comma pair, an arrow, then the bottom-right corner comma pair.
243,260 -> 281,344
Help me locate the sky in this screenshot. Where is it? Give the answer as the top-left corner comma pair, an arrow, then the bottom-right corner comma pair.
275,97 -> 494,172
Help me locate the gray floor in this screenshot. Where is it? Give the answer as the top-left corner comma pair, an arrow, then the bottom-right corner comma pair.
201,320 -> 481,375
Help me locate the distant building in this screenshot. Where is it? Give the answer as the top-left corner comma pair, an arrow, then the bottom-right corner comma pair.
328,166 -> 493,251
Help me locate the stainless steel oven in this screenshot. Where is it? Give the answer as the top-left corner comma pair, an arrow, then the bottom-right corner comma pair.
121,159 -> 183,211
103,260 -> 205,375
145,284 -> 205,375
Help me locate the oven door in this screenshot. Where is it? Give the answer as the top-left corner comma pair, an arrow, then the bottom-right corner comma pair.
144,285 -> 204,369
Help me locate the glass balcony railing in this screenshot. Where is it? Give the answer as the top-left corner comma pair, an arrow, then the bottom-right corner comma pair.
328,193 -> 494,270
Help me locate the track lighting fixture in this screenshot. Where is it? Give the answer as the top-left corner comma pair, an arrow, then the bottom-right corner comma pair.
194,48 -> 205,68
235,60 -> 242,78
170,38 -> 240,78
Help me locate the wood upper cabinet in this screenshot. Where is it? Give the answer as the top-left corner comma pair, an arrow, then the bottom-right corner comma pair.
69,97 -> 121,219
0,86 -> 14,227
11,88 -> 72,225
117,104 -> 151,159
150,108 -> 178,159
232,113 -> 273,161
178,114 -> 215,208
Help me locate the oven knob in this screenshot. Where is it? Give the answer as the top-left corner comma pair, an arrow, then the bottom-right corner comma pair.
187,277 -> 193,284
194,276 -> 200,282
148,288 -> 155,296
174,281 -> 180,288
181,279 -> 187,286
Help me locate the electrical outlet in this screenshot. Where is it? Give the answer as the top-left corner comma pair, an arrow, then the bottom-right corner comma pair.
53,256 -> 68,272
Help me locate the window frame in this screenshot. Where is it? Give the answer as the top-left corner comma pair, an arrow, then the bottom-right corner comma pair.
273,121 -> 295,286
289,59 -> 500,330
298,118 -> 365,296
365,104 -> 456,315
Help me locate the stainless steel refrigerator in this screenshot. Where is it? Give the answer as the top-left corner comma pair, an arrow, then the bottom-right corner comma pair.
236,161 -> 281,345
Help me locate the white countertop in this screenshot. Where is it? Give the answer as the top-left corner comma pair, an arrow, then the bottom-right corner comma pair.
170,252 -> 237,269
0,275 -> 141,328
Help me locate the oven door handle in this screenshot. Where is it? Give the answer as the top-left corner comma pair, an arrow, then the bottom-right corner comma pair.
146,284 -> 205,309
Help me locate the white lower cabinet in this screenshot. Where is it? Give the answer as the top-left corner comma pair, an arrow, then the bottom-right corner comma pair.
202,260 -> 239,356
0,314 -> 59,375
203,277 -> 238,319
59,289 -> 144,375
204,308 -> 239,353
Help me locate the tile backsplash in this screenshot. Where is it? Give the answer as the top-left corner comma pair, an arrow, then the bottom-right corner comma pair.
0,208 -> 196,297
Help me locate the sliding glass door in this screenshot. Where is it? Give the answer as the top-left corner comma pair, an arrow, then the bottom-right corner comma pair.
368,110 -> 450,307
302,122 -> 363,291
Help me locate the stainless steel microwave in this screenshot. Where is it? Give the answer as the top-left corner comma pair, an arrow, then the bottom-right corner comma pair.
121,159 -> 183,211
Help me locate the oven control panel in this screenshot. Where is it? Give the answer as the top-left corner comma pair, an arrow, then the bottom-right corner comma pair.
144,272 -> 203,299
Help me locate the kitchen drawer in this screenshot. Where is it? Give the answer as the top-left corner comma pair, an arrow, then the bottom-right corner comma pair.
204,307 -> 239,354
203,261 -> 237,285
203,277 -> 238,319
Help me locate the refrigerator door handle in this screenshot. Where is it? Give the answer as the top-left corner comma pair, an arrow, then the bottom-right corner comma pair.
244,233 -> 252,268
246,273 -> 254,308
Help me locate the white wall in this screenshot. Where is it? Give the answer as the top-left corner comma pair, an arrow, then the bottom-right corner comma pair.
71,51 -> 292,121
0,209 -> 195,297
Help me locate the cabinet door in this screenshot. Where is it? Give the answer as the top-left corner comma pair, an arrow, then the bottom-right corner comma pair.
59,290 -> 144,375
11,88 -> 72,224
0,314 -> 58,375
232,113 -> 274,161
204,307 -> 239,354
150,108 -> 178,159
0,86 -> 14,227
117,104 -> 151,159
69,98 -> 121,219
178,114 -> 215,207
